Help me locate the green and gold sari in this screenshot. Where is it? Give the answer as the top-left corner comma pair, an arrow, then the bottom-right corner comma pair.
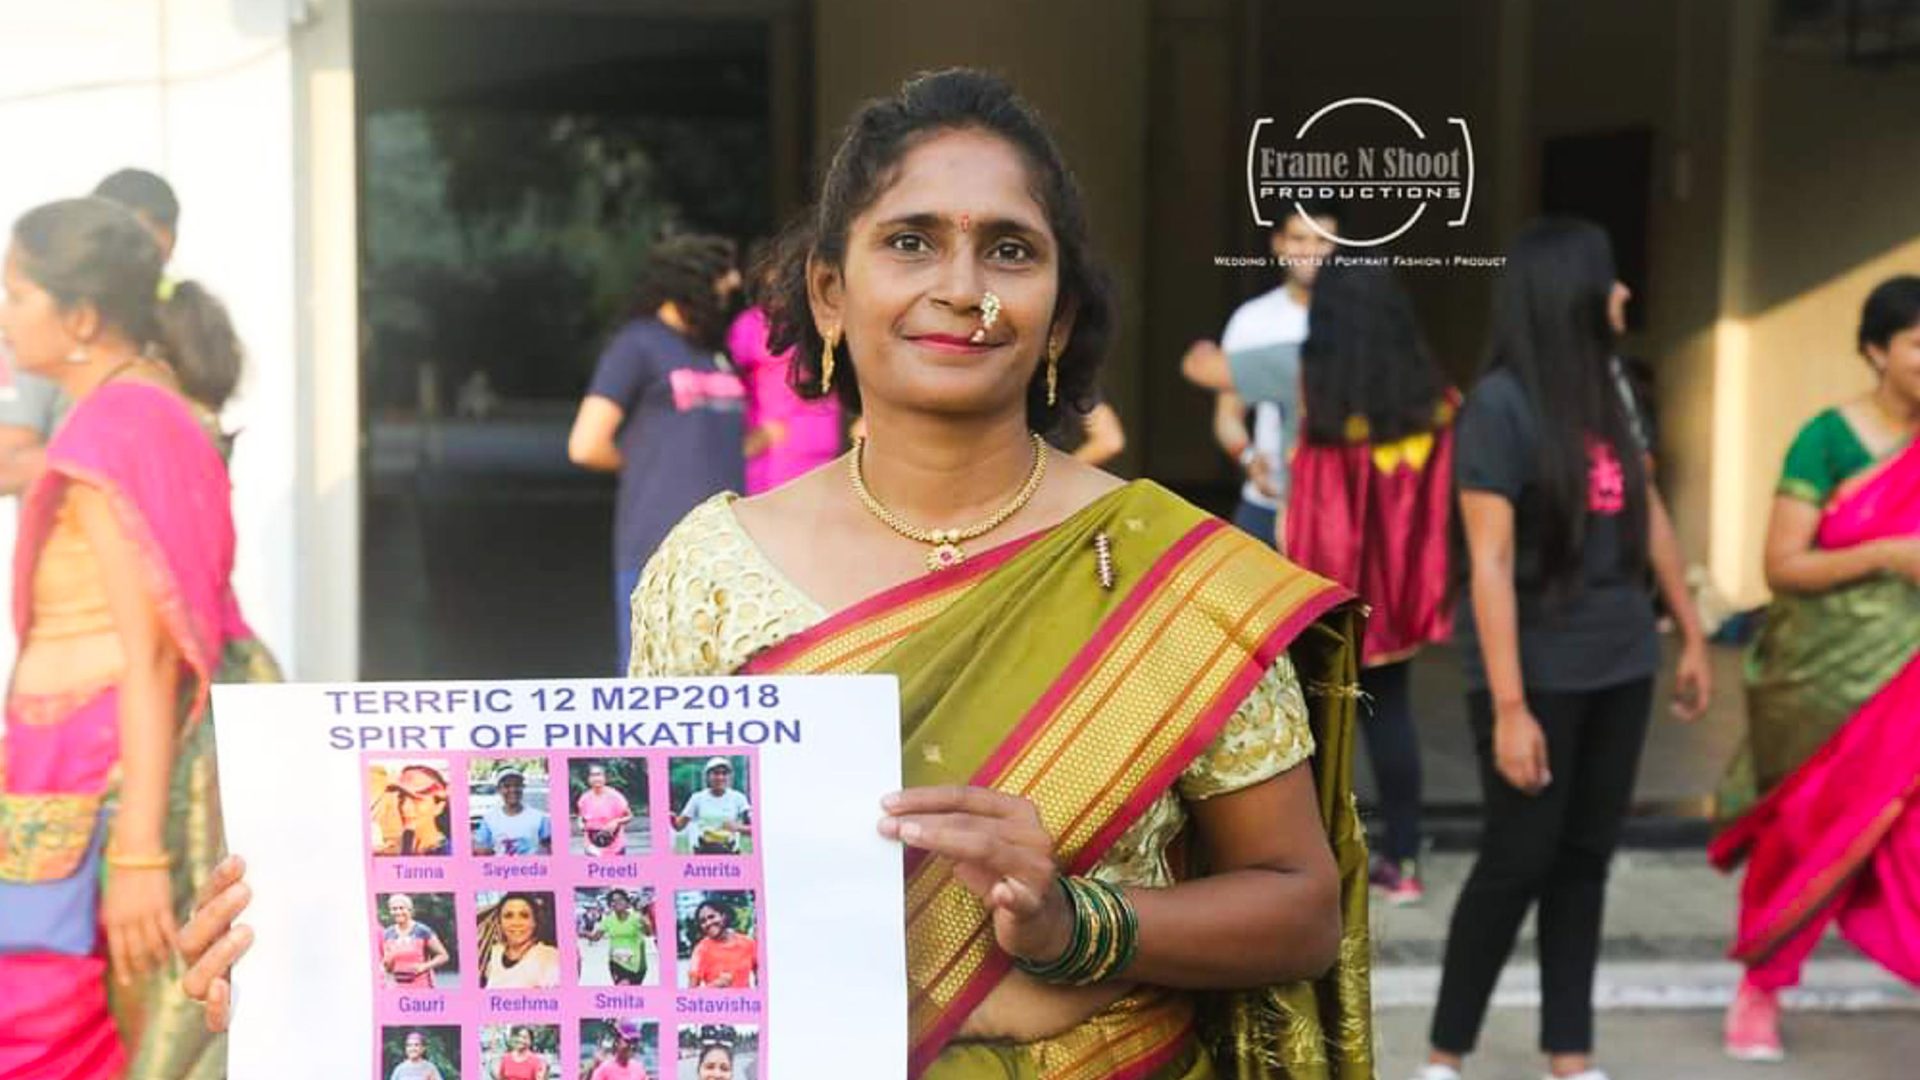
631,480 -> 1373,1078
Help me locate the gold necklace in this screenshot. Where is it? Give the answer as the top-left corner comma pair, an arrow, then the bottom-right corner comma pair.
848,432 -> 1048,572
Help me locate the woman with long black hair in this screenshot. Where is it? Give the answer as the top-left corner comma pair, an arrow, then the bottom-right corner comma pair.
1414,219 -> 1711,1080
1285,261 -> 1456,904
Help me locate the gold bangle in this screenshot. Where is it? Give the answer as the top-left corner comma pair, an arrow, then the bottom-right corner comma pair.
106,849 -> 174,871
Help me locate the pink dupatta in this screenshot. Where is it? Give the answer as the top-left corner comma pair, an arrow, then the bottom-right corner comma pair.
1710,435 -> 1920,986
15,381 -> 252,712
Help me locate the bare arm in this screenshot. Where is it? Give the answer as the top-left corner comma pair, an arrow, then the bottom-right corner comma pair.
424,931 -> 450,972
1071,402 -> 1127,466
1460,490 -> 1551,793
1212,391 -> 1251,459
1123,765 -> 1340,986
742,420 -> 785,459
567,395 -> 626,472
1646,483 -> 1713,721
1460,492 -> 1524,710
0,425 -> 46,495
1181,339 -> 1235,392
1646,486 -> 1705,643
75,482 -> 185,980
1763,494 -> 1916,594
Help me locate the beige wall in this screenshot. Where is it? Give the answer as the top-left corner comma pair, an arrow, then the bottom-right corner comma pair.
811,0 -> 1152,470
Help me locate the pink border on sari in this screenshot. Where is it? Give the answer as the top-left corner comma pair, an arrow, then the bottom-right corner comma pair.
743,528 -> 1046,675
904,521 -> 1349,1074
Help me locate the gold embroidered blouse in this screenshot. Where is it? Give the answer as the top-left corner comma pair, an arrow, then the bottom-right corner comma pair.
629,495 -> 1314,889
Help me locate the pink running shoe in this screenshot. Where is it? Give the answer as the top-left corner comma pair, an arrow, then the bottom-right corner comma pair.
1382,857 -> 1428,899
1724,978 -> 1785,1062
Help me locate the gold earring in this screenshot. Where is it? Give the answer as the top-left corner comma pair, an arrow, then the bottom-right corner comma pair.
821,328 -> 839,393
63,344 -> 90,365
1045,338 -> 1061,406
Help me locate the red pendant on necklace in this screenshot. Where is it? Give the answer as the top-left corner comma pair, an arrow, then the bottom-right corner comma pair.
927,542 -> 967,572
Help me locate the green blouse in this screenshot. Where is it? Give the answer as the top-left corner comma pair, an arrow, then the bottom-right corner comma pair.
1779,408 -> 1876,505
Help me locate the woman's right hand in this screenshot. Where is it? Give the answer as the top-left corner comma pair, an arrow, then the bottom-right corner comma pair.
179,855 -> 254,1032
1493,701 -> 1551,795
1877,537 -> 1920,586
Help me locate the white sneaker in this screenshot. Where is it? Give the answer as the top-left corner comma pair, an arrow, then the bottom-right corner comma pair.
1410,1066 -> 1463,1080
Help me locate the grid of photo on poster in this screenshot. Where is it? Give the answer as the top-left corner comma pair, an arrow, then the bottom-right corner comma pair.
362,750 -> 767,1080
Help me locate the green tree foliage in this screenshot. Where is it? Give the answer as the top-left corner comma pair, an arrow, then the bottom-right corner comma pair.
666,755 -> 752,812
480,1022 -> 560,1063
361,108 -> 771,406
470,757 -> 548,784
568,758 -> 647,808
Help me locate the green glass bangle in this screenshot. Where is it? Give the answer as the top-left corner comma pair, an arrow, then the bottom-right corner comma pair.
1013,875 -> 1141,986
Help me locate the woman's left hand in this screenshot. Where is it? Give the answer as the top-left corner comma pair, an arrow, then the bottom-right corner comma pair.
1672,637 -> 1713,722
879,786 -> 1071,963
104,864 -> 179,984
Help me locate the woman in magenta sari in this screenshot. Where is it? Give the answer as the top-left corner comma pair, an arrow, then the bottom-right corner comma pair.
1713,275 -> 1920,1062
0,197 -> 276,1080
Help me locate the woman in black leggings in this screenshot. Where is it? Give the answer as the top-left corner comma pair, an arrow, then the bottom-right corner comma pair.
1413,219 -> 1711,1080
1284,261 -> 1457,904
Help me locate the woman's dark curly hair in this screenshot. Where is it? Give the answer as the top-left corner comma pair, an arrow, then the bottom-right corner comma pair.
762,68 -> 1114,431
1300,260 -> 1450,445
628,234 -> 739,350
694,899 -> 736,929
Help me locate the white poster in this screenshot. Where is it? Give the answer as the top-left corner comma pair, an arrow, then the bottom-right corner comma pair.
212,676 -> 907,1080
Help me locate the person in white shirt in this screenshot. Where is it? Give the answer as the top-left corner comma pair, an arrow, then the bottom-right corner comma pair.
673,757 -> 753,855
1181,202 -> 1339,548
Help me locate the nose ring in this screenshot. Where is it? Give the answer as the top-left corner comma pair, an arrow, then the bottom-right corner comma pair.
971,291 -> 1002,344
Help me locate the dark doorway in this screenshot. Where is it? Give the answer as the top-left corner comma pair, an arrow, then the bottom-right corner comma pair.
1541,128 -> 1654,331
356,3 -> 798,678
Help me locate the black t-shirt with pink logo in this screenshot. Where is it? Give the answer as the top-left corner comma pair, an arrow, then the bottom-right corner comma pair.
1452,368 -> 1658,692
590,317 -> 745,573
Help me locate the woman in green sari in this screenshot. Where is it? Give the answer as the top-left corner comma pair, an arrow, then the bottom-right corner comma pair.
182,69 -> 1373,1078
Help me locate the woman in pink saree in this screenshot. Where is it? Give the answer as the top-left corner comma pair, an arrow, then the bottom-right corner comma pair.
1712,275 -> 1920,1061
0,198 -> 277,1080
